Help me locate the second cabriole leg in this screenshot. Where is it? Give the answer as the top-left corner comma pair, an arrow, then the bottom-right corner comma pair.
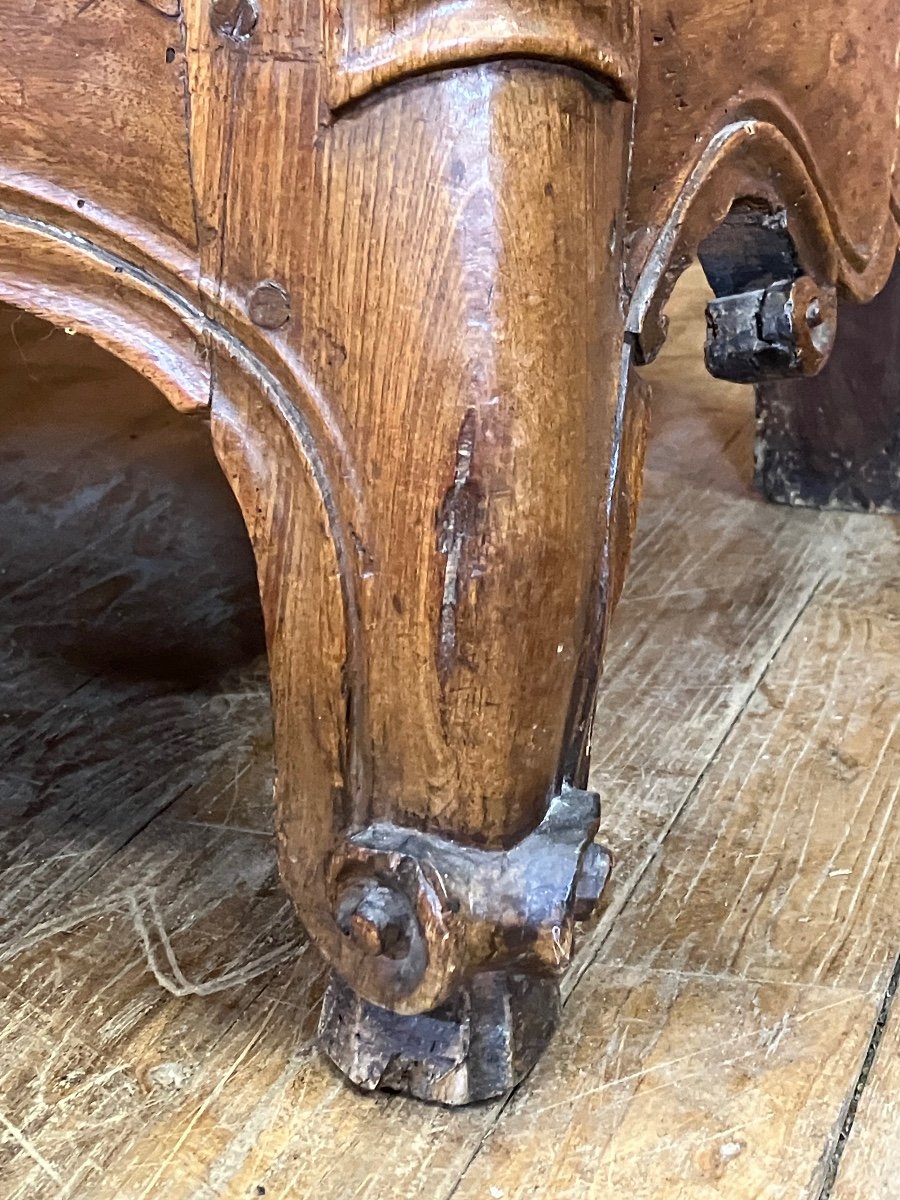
756,257 -> 900,512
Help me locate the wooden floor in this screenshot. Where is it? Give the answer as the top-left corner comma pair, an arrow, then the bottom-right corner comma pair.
0,271 -> 897,1200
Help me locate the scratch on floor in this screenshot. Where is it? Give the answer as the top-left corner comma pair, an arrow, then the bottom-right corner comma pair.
126,888 -> 303,996
0,1108 -> 63,1187
0,896 -> 120,965
1,887 -> 302,997
134,998 -> 281,1200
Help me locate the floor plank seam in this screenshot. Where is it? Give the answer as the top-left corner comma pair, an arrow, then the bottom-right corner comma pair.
817,948 -> 900,1200
441,1122 -> 502,1200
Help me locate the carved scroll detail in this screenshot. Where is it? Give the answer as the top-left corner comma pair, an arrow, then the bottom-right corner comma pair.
626,119 -> 900,363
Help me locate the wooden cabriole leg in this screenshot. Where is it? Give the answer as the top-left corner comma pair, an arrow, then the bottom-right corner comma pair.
755,257 -> 900,512
210,62 -> 648,1104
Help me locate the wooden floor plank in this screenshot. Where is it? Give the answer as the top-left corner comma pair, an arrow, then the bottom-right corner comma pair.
0,302 -> 268,939
0,815 -> 312,1196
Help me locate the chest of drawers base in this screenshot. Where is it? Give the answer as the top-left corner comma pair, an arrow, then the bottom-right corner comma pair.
2,0 -> 897,1102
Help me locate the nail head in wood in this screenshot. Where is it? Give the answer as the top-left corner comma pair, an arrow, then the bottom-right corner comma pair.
248,281 -> 291,330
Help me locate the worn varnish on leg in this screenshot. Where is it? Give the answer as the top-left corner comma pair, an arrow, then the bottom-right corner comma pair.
210,61 -> 646,1099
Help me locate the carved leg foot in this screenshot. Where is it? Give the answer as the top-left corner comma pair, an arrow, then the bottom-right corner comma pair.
755,257 -> 900,512
319,821 -> 612,1104
320,970 -> 561,1106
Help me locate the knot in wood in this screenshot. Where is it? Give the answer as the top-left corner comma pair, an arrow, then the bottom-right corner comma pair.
209,0 -> 259,40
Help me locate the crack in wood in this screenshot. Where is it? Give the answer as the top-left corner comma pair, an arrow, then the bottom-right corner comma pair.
435,407 -> 485,687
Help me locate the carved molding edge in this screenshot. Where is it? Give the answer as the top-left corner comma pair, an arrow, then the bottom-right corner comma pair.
626,118 -> 900,363
323,0 -> 639,108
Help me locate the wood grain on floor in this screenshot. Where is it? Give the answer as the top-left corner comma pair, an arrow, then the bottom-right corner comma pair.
0,270 -> 896,1200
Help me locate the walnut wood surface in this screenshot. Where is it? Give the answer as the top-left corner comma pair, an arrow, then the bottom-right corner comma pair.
0,0 -> 897,1099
